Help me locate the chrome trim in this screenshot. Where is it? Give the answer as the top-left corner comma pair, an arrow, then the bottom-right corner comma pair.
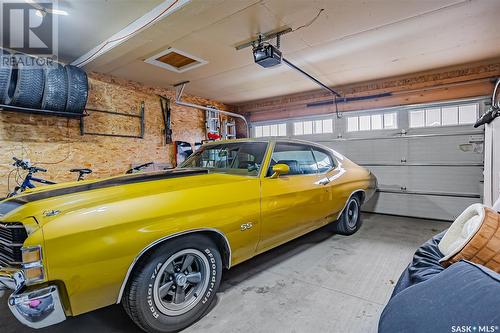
0,239 -> 24,247
0,266 -> 66,328
22,262 -> 43,269
0,223 -> 25,229
8,285 -> 66,329
336,189 -> 367,220
20,245 -> 43,263
116,228 -> 232,304
0,267 -> 25,290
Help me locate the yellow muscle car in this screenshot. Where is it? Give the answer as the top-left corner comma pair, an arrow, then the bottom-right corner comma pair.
0,138 -> 376,332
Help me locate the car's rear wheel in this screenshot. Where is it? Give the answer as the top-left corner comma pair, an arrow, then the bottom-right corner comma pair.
333,195 -> 362,235
122,235 -> 222,333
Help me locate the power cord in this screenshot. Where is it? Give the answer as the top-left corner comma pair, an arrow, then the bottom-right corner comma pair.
292,9 -> 325,32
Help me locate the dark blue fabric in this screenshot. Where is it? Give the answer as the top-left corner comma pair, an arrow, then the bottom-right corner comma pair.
379,261 -> 500,333
391,230 -> 446,297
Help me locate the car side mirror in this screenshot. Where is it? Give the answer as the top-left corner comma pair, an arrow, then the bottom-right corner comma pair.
270,163 -> 289,179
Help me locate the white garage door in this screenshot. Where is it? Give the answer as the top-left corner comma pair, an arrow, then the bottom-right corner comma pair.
252,97 -> 488,221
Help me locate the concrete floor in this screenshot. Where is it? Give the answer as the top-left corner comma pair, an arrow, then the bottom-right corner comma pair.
1,213 -> 449,333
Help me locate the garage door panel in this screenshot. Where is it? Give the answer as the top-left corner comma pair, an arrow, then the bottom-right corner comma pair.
406,135 -> 483,164
364,166 -> 405,190
363,192 -> 480,221
406,166 -> 482,194
280,99 -> 486,221
336,139 -> 405,164
319,141 -> 348,156
368,166 -> 483,194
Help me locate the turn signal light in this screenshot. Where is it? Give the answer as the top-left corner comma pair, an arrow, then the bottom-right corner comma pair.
22,246 -> 42,263
21,246 -> 45,285
23,265 -> 45,283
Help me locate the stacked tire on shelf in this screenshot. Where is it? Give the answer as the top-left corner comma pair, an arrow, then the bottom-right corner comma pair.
0,49 -> 88,113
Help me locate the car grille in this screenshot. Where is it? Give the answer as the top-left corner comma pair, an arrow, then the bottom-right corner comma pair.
0,223 -> 28,267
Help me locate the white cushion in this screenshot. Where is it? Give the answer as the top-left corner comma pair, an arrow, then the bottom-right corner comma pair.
439,203 -> 484,262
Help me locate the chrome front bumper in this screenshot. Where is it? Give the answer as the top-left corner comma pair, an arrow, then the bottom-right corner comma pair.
0,267 -> 66,329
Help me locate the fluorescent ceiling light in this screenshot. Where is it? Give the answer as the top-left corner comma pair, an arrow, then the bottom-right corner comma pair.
51,9 -> 69,16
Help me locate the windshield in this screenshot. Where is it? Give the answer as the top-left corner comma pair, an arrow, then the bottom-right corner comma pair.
180,142 -> 268,176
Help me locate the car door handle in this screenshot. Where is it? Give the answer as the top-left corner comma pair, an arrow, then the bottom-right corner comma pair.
318,178 -> 331,186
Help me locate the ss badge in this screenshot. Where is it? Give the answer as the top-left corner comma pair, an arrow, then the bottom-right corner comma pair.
240,223 -> 253,231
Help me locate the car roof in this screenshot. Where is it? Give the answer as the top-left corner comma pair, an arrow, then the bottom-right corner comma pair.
203,137 -> 342,156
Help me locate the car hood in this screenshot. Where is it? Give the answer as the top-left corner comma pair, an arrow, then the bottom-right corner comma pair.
0,168 -> 252,225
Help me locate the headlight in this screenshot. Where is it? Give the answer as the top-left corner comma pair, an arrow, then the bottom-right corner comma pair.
21,246 -> 45,285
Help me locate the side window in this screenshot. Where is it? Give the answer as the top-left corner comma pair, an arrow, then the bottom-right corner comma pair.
312,148 -> 335,173
268,143 -> 318,176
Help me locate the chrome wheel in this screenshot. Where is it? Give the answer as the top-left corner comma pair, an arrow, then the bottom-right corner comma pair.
153,249 -> 210,316
346,199 -> 359,228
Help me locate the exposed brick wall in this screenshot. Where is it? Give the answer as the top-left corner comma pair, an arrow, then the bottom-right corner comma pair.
0,72 -> 228,195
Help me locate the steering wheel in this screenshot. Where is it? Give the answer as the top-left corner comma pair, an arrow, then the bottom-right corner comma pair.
239,160 -> 259,172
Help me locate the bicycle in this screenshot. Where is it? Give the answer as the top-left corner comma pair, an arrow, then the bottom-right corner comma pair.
6,158 -> 93,198
7,157 -> 56,198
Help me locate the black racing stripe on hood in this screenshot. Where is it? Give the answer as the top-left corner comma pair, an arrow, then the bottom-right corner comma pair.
8,168 -> 209,205
0,200 -> 23,216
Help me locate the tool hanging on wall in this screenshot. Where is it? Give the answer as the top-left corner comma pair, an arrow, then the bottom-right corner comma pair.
159,96 -> 172,144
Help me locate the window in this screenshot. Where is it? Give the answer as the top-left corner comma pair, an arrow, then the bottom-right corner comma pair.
303,121 -> 313,135
312,148 -> 334,173
425,108 -> 441,127
268,143 -> 318,176
347,117 -> 358,132
347,112 -> 398,132
359,115 -> 370,131
409,110 -> 425,128
459,104 -> 478,124
442,106 -> 458,126
409,103 -> 478,128
254,123 -> 286,137
384,113 -> 397,129
371,114 -> 383,130
181,142 -> 268,176
293,119 -> 334,135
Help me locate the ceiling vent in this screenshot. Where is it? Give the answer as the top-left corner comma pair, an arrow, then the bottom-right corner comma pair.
145,48 -> 207,73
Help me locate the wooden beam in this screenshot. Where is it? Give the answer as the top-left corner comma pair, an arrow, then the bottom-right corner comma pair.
235,58 -> 500,122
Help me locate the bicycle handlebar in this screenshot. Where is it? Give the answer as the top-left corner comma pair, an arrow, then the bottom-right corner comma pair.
12,157 -> 47,173
32,166 -> 47,173
126,162 -> 154,174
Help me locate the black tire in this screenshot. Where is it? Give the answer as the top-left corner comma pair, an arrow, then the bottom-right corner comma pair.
122,235 -> 222,333
65,65 -> 88,113
333,195 -> 362,235
0,49 -> 13,104
41,63 -> 68,111
7,54 -> 45,108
